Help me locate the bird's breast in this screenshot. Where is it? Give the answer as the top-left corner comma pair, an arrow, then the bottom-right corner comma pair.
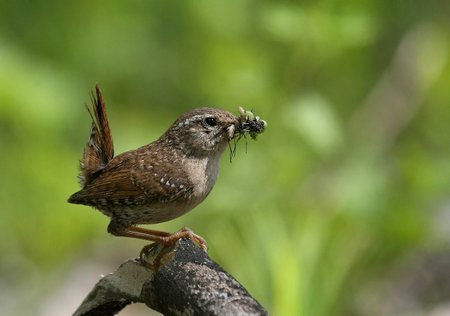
183,154 -> 221,204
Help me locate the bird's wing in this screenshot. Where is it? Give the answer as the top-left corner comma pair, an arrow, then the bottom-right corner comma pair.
69,150 -> 192,208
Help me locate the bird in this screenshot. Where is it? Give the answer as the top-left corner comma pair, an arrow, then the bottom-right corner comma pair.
68,84 -> 246,253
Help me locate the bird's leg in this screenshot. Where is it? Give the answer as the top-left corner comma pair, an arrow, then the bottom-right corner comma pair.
159,227 -> 208,251
108,222 -> 208,269
124,226 -> 208,251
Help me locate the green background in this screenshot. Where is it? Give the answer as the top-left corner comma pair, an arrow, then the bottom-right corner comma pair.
1,1 -> 449,315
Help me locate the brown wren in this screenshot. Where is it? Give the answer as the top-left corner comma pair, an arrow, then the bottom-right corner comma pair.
68,85 -> 246,252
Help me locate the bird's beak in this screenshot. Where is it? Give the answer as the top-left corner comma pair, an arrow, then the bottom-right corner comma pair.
227,124 -> 236,140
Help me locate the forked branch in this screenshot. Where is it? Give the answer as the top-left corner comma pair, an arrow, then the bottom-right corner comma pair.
74,238 -> 268,316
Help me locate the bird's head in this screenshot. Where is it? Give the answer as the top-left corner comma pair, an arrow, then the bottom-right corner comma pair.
162,108 -> 239,157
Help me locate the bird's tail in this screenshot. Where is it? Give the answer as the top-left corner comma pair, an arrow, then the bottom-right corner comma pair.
78,84 -> 114,187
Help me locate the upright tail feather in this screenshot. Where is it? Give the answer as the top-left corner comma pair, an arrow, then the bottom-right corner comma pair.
78,84 -> 114,187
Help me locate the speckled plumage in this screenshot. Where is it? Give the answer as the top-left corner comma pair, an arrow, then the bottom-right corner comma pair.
68,85 -> 239,247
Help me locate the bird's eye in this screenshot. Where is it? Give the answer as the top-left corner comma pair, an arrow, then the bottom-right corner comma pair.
204,117 -> 217,127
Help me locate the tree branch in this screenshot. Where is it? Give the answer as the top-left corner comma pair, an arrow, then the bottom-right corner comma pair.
74,238 -> 268,316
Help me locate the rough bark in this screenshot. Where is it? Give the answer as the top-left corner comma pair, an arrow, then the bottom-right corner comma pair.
74,238 -> 268,316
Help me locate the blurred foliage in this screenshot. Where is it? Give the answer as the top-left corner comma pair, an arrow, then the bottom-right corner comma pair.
0,1 -> 449,315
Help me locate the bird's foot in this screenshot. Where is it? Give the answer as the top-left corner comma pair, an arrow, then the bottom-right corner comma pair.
166,227 -> 208,252
140,242 -> 175,270
139,227 -> 208,269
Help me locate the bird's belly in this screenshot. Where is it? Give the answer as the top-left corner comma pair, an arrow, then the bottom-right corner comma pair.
108,198 -> 202,225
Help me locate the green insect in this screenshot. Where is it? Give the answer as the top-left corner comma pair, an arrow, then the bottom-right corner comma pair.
237,106 -> 267,140
229,106 -> 267,162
